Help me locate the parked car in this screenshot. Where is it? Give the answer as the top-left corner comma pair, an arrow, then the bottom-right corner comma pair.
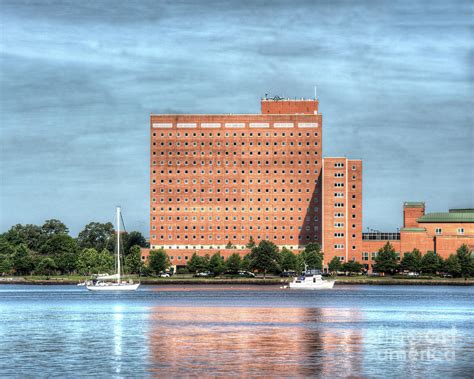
280,271 -> 296,277
442,273 -> 453,278
238,271 -> 256,278
194,271 -> 211,277
407,272 -> 419,277
160,272 -> 170,278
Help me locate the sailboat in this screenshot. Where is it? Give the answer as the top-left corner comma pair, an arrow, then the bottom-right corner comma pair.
86,207 -> 140,291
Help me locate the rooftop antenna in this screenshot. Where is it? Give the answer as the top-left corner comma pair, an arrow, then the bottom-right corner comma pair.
314,85 -> 318,100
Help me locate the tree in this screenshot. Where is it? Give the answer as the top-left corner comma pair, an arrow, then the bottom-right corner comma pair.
249,240 -> 279,278
12,244 -> 34,275
36,257 -> 57,276
301,243 -> 323,270
456,244 -> 473,277
246,237 -> 256,249
77,222 -> 114,252
279,247 -> 297,272
76,248 -> 100,275
209,252 -> 225,276
420,251 -> 442,274
187,253 -> 209,273
443,254 -> 461,277
373,242 -> 398,274
225,241 -> 235,249
124,245 -> 144,274
225,253 -> 242,273
148,249 -> 170,274
39,234 -> 78,274
0,254 -> 13,275
241,254 -> 251,271
4,224 -> 43,251
328,256 -> 342,275
41,219 -> 69,237
400,249 -> 422,272
0,236 -> 16,256
342,260 -> 363,274
123,231 -> 148,255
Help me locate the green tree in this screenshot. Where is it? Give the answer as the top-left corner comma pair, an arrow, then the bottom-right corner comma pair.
0,254 -> 13,275
36,257 -> 57,276
301,243 -> 324,270
456,244 -> 473,277
225,241 -> 234,249
76,248 -> 100,275
124,245 -> 144,274
0,236 -> 16,256
225,253 -> 242,273
187,253 -> 209,273
400,248 -> 422,272
209,252 -> 225,276
241,254 -> 252,271
443,254 -> 461,277
39,234 -> 78,274
420,251 -> 442,274
13,244 -> 34,275
328,256 -> 342,275
148,249 -> 170,274
342,260 -> 363,274
373,242 -> 399,274
249,240 -> 279,278
279,247 -> 297,272
246,237 -> 256,249
41,219 -> 69,237
123,231 -> 148,256
4,224 -> 43,251
97,249 -> 115,274
77,222 -> 114,252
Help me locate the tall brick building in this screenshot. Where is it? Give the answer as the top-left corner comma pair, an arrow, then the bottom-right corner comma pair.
147,98 -> 331,266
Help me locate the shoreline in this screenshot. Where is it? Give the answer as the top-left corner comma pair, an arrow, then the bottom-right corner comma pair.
1,277 -> 473,286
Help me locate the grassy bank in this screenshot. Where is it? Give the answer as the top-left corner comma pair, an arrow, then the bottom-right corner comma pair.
1,275 -> 473,286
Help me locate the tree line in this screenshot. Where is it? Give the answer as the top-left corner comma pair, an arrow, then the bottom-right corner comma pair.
147,241 -> 326,277
366,242 -> 474,277
0,220 -> 148,276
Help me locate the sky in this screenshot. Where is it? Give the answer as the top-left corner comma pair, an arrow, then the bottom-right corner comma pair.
0,0 -> 472,237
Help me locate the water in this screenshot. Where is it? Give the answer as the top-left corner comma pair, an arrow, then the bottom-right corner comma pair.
0,285 -> 473,378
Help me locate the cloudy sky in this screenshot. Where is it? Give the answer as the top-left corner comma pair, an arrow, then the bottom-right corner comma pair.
0,0 -> 472,236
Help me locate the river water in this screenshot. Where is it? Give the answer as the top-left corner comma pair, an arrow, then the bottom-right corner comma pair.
0,285 -> 473,378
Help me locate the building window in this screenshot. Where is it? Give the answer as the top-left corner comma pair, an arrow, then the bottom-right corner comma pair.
435,228 -> 442,235
362,252 -> 369,261
457,228 -> 464,235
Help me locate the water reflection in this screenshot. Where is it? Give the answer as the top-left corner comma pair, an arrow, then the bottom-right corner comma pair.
147,307 -> 364,377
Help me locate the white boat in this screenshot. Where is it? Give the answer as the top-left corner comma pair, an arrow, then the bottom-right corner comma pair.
289,272 -> 335,290
87,207 -> 140,292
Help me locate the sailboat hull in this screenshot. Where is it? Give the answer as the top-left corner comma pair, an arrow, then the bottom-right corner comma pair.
86,283 -> 140,291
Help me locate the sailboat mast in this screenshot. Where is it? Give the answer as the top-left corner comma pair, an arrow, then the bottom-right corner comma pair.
117,206 -> 121,284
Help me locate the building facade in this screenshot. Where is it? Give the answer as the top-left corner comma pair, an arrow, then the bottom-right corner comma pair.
360,203 -> 474,269
146,98 -> 332,266
321,158 -> 363,265
143,96 -> 473,269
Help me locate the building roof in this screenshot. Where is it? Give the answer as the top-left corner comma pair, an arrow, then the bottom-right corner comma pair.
418,210 -> 474,223
404,202 -> 425,208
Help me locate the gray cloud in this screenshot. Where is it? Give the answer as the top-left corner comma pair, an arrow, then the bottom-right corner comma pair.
0,0 -> 472,235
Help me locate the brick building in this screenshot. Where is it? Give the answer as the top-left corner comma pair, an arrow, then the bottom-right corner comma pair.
321,158 -> 362,265
145,98 -> 331,266
143,96 -> 473,269
360,203 -> 474,270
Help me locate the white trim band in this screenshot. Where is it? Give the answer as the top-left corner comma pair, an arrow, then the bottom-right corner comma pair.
152,123 -> 173,128
274,122 -> 294,128
298,122 -> 318,128
177,123 -> 197,128
249,122 -> 270,128
201,123 -> 221,128
225,123 -> 245,128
